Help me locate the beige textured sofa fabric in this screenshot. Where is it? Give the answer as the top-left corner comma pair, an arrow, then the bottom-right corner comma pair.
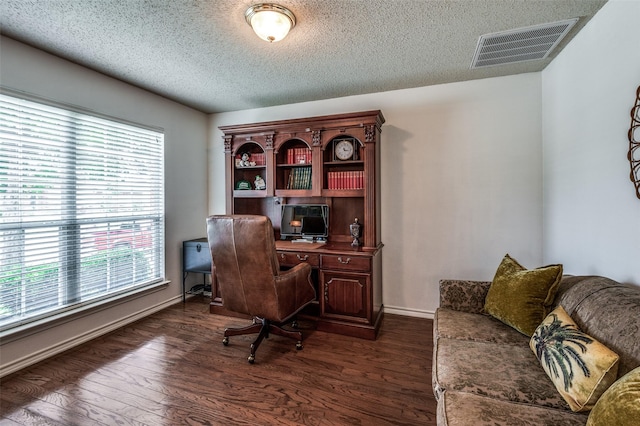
433,276 -> 640,426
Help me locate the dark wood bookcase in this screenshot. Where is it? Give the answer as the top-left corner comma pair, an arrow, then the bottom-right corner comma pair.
213,110 -> 385,339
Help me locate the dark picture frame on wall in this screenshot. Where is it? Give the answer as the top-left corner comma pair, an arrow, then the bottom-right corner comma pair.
629,85 -> 640,200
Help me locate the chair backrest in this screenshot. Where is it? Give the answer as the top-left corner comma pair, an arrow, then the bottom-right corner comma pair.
206,215 -> 281,319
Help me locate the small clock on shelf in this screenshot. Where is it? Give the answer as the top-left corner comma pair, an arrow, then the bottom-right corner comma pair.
333,138 -> 358,161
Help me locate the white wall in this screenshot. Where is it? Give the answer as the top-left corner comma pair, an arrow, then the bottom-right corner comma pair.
209,73 -> 543,317
0,37 -> 209,376
542,0 -> 640,285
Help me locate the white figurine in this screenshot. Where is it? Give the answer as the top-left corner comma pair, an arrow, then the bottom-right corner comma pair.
254,175 -> 266,190
239,152 -> 251,167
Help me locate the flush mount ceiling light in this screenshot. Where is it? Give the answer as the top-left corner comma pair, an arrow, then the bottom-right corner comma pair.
245,3 -> 296,43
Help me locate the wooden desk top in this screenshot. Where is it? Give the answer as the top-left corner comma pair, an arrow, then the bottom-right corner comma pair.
275,240 -> 382,256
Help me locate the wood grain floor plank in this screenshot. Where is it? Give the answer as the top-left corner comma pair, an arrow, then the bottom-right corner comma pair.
1,298 -> 436,425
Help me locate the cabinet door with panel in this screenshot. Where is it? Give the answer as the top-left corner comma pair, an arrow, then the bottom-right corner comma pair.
320,270 -> 371,322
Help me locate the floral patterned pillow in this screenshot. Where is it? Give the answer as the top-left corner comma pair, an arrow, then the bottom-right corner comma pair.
529,305 -> 620,412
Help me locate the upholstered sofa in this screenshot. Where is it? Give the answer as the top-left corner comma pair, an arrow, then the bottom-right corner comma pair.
432,274 -> 640,425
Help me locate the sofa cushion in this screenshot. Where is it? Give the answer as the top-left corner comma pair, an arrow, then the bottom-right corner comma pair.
438,391 -> 588,426
530,306 -> 619,412
552,275 -> 622,313
484,254 -> 563,336
586,366 -> 640,426
433,337 -> 570,409
438,280 -> 491,314
567,280 -> 640,378
434,308 -> 529,346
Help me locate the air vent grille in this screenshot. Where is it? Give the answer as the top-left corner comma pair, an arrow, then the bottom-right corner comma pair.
471,18 -> 579,68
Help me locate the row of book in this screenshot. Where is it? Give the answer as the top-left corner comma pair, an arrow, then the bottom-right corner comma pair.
327,171 -> 364,190
251,153 -> 266,165
286,167 -> 312,190
286,147 -> 312,165
235,152 -> 266,167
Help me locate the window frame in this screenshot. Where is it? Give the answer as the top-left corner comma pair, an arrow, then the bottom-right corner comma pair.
0,88 -> 167,337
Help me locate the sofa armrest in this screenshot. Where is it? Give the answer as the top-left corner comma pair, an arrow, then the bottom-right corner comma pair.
439,279 -> 492,314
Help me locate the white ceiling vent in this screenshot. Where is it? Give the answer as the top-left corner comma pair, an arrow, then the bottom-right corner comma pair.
471,18 -> 579,69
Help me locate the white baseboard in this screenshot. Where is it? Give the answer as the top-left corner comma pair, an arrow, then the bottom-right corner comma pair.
384,305 -> 434,319
0,295 -> 182,378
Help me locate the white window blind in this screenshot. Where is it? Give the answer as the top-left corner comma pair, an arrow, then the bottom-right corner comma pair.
0,92 -> 165,331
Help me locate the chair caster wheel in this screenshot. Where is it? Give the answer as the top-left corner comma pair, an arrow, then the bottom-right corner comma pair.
248,354 -> 255,363
296,341 -> 303,350
222,337 -> 229,346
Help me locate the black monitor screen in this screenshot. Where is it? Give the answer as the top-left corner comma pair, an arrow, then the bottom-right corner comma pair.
280,204 -> 328,239
301,216 -> 326,236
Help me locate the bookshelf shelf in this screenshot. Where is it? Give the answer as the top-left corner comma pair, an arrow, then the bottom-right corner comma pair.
233,190 -> 268,198
324,160 -> 364,166
274,189 -> 314,197
235,165 -> 265,170
321,189 -> 365,197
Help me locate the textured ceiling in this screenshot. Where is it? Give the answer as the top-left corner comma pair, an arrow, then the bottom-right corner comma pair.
0,0 -> 607,114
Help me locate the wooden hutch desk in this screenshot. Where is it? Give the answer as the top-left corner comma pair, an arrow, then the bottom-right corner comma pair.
210,110 -> 385,339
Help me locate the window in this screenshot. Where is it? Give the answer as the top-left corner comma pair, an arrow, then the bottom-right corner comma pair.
0,92 -> 165,331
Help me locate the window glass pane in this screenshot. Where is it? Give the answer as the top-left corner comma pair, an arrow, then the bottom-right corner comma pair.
0,93 -> 165,330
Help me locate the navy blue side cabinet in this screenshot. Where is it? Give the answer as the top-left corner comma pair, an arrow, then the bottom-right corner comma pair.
182,238 -> 212,302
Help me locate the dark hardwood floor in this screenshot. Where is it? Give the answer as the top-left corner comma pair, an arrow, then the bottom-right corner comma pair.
0,297 -> 436,425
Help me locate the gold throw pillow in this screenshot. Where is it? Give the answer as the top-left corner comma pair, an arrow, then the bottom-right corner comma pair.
586,366 -> 640,425
484,254 -> 563,336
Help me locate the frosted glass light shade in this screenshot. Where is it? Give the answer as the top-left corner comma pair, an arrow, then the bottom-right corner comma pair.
245,4 -> 296,43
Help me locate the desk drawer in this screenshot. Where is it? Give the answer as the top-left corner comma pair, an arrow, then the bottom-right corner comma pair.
278,251 -> 319,267
321,254 -> 370,272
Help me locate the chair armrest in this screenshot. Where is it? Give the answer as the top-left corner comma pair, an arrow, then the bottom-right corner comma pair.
439,279 -> 492,314
274,263 -> 316,320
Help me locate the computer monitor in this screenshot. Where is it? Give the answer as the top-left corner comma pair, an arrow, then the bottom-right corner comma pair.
280,204 -> 329,240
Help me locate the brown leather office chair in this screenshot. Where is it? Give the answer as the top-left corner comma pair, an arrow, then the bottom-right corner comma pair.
206,215 -> 316,363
